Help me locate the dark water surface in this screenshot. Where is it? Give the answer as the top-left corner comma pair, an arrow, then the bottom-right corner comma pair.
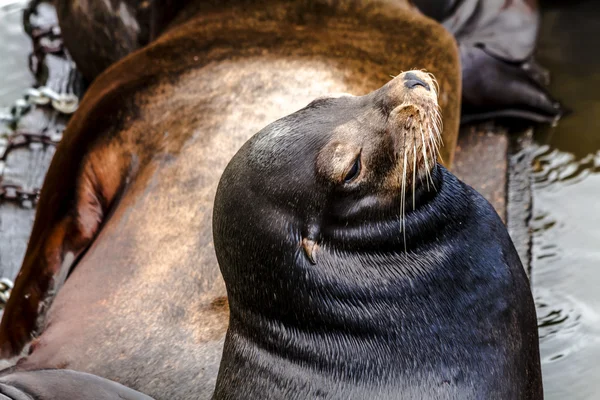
0,0 -> 31,106
534,1 -> 600,398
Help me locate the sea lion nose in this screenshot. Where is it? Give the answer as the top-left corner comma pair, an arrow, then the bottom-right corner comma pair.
403,72 -> 430,91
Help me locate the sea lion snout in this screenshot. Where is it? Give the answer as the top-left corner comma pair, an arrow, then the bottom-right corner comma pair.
403,71 -> 431,91
381,70 -> 438,115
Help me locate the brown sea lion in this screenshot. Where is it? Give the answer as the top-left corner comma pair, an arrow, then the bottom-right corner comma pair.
0,2 -> 461,399
211,70 -> 542,399
57,0 -> 563,123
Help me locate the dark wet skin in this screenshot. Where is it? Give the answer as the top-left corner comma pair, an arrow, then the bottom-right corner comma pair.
212,72 -> 542,399
55,0 -> 188,82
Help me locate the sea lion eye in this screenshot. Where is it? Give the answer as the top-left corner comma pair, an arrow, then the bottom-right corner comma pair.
344,155 -> 361,183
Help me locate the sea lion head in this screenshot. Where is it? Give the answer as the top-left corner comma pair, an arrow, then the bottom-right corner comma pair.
215,69 -> 442,267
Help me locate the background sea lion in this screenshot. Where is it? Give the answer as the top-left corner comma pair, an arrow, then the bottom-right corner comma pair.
55,0 -> 188,82
0,369 -> 153,399
212,70 -> 542,399
416,0 -> 563,123
0,2 -> 461,399
57,0 -> 562,123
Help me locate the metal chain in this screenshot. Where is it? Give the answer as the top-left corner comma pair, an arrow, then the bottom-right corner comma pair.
0,85 -> 79,126
0,278 -> 14,306
0,6 -> 79,126
0,0 -> 66,305
0,184 -> 40,208
0,128 -> 60,208
0,0 -> 77,213
25,86 -> 78,114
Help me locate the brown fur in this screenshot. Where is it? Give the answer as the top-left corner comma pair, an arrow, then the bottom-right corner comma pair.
0,1 -> 460,398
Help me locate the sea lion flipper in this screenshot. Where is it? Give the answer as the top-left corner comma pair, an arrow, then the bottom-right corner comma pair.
460,45 -> 564,124
0,218 -> 72,359
0,147 -> 128,359
0,369 -> 155,399
415,0 -> 564,124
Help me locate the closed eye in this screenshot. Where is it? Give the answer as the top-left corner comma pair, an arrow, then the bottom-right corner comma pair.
344,154 -> 361,183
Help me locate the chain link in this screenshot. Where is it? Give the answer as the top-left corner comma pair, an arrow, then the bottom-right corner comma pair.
0,278 -> 14,305
0,184 -> 40,207
0,85 -> 79,126
0,129 -> 60,208
0,0 -> 75,299
24,86 -> 79,114
0,129 -> 62,161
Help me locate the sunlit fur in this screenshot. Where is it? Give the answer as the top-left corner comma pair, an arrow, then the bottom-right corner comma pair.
392,71 -> 443,248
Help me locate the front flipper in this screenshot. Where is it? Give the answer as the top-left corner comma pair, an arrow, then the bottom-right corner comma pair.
0,369 -> 154,399
414,0 -> 565,123
460,45 -> 563,124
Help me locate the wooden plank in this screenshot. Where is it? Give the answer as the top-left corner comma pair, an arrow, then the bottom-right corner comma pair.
453,123 -> 508,221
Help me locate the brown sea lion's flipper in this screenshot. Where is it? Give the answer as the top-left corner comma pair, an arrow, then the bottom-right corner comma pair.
0,369 -> 154,399
0,137 -> 129,358
414,0 -> 564,123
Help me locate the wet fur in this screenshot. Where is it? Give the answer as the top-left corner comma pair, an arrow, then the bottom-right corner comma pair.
212,86 -> 542,398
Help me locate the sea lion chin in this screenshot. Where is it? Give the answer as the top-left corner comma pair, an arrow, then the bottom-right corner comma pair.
212,71 -> 542,399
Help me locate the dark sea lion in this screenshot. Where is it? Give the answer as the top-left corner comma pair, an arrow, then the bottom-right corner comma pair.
0,2 -> 460,399
0,369 -> 153,399
57,0 -> 562,122
55,0 -> 187,82
212,70 -> 542,399
413,0 -> 563,123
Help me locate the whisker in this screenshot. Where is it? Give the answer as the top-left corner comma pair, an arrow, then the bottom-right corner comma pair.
412,140 -> 416,210
429,126 -> 441,154
420,125 -> 434,190
425,123 -> 438,191
426,72 -> 440,96
402,147 -> 408,251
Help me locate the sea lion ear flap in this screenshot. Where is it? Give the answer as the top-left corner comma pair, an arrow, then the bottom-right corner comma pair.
301,222 -> 321,265
460,46 -> 565,124
302,238 -> 319,265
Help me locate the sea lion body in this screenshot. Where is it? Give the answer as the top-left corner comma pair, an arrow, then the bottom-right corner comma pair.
212,71 -> 542,399
0,2 -> 460,399
55,0 -> 187,82
58,0 -> 563,122
0,369 -> 153,400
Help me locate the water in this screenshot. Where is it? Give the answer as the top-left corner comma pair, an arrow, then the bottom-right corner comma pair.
533,1 -> 600,398
0,0 -> 31,106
